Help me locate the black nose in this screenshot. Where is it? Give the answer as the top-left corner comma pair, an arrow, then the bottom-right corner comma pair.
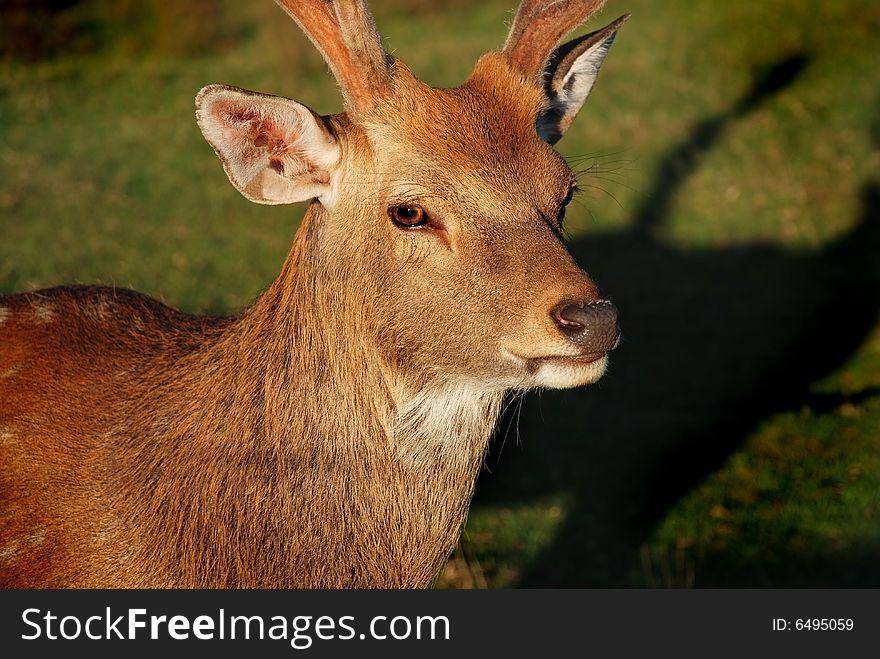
553,300 -> 620,353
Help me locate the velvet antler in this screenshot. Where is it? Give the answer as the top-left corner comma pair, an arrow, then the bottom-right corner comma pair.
503,0 -> 609,82
274,0 -> 392,114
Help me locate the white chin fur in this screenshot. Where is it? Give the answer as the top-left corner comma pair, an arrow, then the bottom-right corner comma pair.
531,355 -> 609,389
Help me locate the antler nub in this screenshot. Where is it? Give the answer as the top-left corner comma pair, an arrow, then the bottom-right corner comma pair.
274,0 -> 392,115
504,0 -> 609,81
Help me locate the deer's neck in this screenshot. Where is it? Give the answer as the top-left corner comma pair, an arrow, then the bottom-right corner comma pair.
125,208 -> 503,587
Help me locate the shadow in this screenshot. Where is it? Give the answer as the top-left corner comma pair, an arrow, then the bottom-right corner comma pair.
472,54 -> 880,586
633,54 -> 809,236
682,539 -> 880,588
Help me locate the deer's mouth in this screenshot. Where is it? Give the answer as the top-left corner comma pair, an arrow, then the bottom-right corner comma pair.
543,352 -> 607,366
503,349 -> 610,389
530,353 -> 609,389
533,353 -> 608,389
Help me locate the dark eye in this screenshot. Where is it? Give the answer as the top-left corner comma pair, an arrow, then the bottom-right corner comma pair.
389,204 -> 428,228
557,186 -> 577,225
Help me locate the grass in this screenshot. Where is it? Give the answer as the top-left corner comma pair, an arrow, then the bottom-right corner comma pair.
1,0 -> 878,587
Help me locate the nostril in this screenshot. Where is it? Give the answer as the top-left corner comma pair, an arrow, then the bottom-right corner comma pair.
555,309 -> 585,331
552,300 -> 620,353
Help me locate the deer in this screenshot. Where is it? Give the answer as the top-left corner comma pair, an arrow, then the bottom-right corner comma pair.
0,0 -> 626,588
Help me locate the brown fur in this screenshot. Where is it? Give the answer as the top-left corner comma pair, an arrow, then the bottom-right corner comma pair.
0,1 -> 624,588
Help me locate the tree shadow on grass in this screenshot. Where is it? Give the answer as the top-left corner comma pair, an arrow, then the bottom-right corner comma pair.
473,54 -> 880,586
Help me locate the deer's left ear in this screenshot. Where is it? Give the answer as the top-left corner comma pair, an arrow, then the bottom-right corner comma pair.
537,14 -> 630,145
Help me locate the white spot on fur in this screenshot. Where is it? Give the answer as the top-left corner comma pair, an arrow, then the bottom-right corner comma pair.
88,297 -> 111,322
0,306 -> 9,326
32,301 -> 55,323
0,427 -> 15,444
94,517 -> 123,545
0,366 -> 19,379
0,542 -> 18,563
393,380 -> 504,471
27,529 -> 46,548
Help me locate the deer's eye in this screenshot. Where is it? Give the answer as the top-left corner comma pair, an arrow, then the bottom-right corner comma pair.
557,185 -> 577,226
389,204 -> 428,228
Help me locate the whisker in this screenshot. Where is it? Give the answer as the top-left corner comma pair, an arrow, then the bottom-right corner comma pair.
577,183 -> 625,209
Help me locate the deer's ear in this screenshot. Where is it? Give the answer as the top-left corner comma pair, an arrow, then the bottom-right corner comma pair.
196,85 -> 340,205
537,15 -> 629,145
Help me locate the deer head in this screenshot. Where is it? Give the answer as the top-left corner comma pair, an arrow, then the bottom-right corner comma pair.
194,0 -> 627,395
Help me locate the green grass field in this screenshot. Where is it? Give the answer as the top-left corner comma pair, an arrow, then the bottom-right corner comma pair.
1,0 -> 878,587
